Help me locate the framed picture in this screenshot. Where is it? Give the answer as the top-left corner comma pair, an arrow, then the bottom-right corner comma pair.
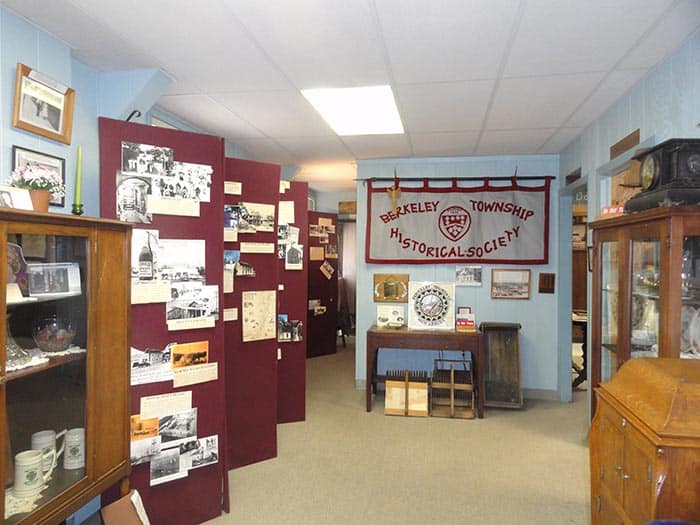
491,269 -> 531,300
373,273 -> 409,303
0,184 -> 33,210
12,63 -> 75,144
455,265 -> 482,286
408,281 -> 455,330
12,146 -> 66,206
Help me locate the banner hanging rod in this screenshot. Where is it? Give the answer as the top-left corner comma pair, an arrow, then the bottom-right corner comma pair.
361,175 -> 554,183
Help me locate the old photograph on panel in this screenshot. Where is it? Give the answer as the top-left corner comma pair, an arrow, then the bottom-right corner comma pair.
116,171 -> 152,223
158,408 -> 198,449
121,141 -> 173,176
158,239 -> 205,283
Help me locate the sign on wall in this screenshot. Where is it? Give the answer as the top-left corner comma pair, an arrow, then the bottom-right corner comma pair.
366,178 -> 552,264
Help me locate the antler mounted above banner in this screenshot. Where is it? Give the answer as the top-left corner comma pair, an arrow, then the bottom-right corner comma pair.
386,167 -> 402,214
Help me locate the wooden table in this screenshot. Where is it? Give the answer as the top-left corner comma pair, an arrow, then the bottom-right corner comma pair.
366,324 -> 485,418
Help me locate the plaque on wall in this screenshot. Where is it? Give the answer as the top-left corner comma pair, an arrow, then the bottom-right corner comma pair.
407,281 -> 455,330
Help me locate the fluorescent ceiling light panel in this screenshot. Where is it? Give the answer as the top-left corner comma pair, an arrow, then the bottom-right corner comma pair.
301,85 -> 404,136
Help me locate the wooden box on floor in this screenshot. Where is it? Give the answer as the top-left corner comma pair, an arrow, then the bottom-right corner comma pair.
430,359 -> 475,419
479,322 -> 523,408
384,370 -> 429,417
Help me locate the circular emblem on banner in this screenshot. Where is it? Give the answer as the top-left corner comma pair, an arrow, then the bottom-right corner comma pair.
438,206 -> 471,242
412,284 -> 451,326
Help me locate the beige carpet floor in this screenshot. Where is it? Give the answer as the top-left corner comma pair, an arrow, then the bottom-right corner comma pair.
206,339 -> 590,525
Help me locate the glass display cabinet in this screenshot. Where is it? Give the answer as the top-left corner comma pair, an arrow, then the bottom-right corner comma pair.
590,205 -> 700,414
0,209 -> 130,524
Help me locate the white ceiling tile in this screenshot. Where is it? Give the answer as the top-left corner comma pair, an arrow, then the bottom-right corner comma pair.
234,138 -> 299,165
294,163 -> 358,192
276,136 -> 355,163
223,0 -> 389,88
411,132 -> 480,157
397,80 -> 494,132
212,91 -> 334,138
342,134 -> 412,159
157,95 -> 264,139
619,0 -> 700,69
538,127 -> 583,154
375,0 -> 520,83
567,69 -> 648,128
504,0 -> 674,77
476,129 -> 555,155
486,73 -> 605,129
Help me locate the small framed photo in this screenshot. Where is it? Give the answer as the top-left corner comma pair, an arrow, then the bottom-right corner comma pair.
12,146 -> 66,206
491,269 -> 531,300
373,273 -> 409,303
12,63 -> 75,144
455,265 -> 482,286
0,184 -> 33,210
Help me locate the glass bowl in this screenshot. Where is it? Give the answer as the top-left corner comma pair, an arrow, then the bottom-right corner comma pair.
32,317 -> 75,352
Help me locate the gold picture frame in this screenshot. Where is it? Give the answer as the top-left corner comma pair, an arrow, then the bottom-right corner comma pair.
12,63 -> 75,144
373,273 -> 409,303
491,269 -> 531,300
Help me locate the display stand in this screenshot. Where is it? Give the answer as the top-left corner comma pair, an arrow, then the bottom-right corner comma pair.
223,157 -> 280,468
98,117 -> 229,524
277,181 -> 308,423
306,211 -> 338,358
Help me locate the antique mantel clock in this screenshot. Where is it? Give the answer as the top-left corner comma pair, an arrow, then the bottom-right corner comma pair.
624,138 -> 700,212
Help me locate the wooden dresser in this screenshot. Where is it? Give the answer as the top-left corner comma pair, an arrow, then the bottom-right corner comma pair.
589,358 -> 700,525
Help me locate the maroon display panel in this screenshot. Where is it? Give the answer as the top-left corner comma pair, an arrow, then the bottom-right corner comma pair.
306,211 -> 338,358
277,181 -> 308,423
224,157 -> 280,468
98,118 -> 228,524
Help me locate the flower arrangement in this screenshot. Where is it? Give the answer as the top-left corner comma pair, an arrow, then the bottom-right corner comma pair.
8,164 -> 65,200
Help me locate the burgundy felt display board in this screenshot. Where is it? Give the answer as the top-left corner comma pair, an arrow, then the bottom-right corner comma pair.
306,211 -> 338,358
277,181 -> 308,423
98,118 -> 229,524
224,157 -> 280,468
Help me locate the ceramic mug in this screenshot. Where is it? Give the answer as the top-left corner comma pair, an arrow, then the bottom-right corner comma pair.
63,428 -> 85,470
31,429 -> 66,473
13,449 -> 50,497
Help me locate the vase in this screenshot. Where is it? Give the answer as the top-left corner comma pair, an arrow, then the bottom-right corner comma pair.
29,189 -> 51,212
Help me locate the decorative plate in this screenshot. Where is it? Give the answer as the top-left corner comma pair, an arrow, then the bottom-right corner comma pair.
408,282 -> 454,330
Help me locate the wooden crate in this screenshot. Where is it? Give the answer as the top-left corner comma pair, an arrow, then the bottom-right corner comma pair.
480,322 -> 523,408
384,370 -> 429,417
430,359 -> 475,419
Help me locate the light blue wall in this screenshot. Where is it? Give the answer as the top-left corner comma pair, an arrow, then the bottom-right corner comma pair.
315,189 -> 356,213
355,156 -> 560,398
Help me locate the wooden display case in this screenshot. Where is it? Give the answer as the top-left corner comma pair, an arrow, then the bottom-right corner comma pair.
589,205 -> 700,414
590,359 -> 700,524
0,209 -> 131,524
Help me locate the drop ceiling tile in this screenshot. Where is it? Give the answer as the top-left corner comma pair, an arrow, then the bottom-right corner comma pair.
234,138 -> 299,165
275,136 -> 355,164
504,0 -> 673,77
212,91 -> 333,138
157,95 -> 264,139
410,132 -> 480,157
342,134 -> 412,159
538,127 -> 583,154
486,72 -> 605,129
397,80 -> 494,132
223,0 -> 389,88
476,129 -> 555,155
375,0 -> 520,83
619,0 -> 700,69
567,69 -> 648,128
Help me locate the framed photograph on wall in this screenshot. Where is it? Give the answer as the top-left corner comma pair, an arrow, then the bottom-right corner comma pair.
12,63 -> 75,144
12,146 -> 66,206
373,273 -> 409,303
491,269 -> 531,300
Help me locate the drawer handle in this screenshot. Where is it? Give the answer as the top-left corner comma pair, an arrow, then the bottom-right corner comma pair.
623,473 -> 630,480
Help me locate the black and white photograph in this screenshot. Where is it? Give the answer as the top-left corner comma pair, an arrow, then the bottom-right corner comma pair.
456,265 -> 483,287
116,171 -> 152,223
130,344 -> 174,386
131,229 -> 161,281
149,447 -> 187,486
27,262 -> 81,297
309,224 -> 322,237
189,435 -> 219,470
285,244 -> 303,271
158,239 -> 205,283
13,64 -> 75,144
170,161 -> 212,202
236,203 -> 255,234
167,283 -> 218,321
121,141 -> 173,176
131,436 -> 161,466
491,269 -> 531,300
158,408 -> 198,449
12,146 -> 66,206
234,259 -> 256,277
241,201 -> 275,232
